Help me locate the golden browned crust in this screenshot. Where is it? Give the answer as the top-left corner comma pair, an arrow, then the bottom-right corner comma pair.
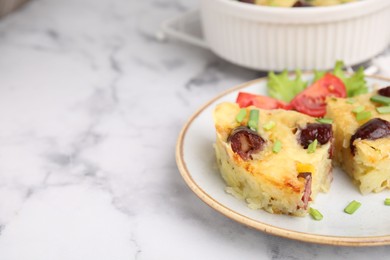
214,102 -> 333,216
326,94 -> 390,194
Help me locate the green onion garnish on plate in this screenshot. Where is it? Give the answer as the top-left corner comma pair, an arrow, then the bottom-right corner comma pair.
355,111 -> 371,121
344,200 -> 361,214
272,140 -> 282,154
370,95 -> 390,105
316,118 -> 333,124
236,108 -> 247,123
385,198 -> 390,206
309,207 -> 323,221
376,106 -> 390,114
263,121 -> 276,131
352,105 -> 365,113
307,139 -> 318,154
248,110 -> 259,131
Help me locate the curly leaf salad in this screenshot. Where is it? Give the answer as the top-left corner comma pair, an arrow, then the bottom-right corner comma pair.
235,61 -> 368,117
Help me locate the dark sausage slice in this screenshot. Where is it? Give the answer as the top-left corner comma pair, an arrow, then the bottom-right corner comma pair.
298,172 -> 312,210
298,123 -> 333,149
350,118 -> 390,155
237,0 -> 255,3
378,86 -> 390,97
293,1 -> 312,7
228,126 -> 265,160
238,0 -> 312,7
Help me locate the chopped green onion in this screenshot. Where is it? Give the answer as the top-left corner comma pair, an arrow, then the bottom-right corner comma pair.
248,110 -> 259,131
309,207 -> 323,221
272,140 -> 282,154
344,200 -> 361,214
235,108 -> 247,123
356,111 -> 371,121
385,198 -> 390,206
352,105 -> 365,113
370,95 -> 390,105
316,118 -> 333,124
376,106 -> 390,114
307,139 -> 318,154
263,121 -> 276,131
346,98 -> 356,104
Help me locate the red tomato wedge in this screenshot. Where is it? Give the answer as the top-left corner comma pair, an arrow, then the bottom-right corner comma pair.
290,74 -> 346,117
236,92 -> 291,110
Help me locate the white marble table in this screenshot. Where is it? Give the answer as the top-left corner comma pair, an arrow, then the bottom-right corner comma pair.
0,0 -> 390,259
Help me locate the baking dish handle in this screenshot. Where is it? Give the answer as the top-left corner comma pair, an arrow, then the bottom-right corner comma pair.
160,9 -> 209,49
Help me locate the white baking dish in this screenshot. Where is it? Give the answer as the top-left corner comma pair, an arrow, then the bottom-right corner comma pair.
199,0 -> 390,70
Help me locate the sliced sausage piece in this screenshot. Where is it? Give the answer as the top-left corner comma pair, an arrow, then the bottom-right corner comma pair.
237,0 -> 255,3
298,172 -> 312,210
298,123 -> 333,149
378,86 -> 390,97
350,118 -> 390,155
228,126 -> 265,160
293,0 -> 311,7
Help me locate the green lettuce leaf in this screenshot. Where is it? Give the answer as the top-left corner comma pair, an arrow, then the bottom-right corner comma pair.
332,61 -> 368,97
313,70 -> 326,83
267,61 -> 368,102
267,70 -> 308,103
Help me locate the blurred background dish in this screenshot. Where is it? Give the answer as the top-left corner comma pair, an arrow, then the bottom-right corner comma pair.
0,0 -> 29,18
163,0 -> 390,71
200,0 -> 390,71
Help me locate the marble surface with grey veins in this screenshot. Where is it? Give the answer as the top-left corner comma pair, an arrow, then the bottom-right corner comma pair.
0,0 -> 390,259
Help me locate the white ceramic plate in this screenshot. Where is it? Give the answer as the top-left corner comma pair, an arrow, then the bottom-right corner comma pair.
176,74 -> 390,246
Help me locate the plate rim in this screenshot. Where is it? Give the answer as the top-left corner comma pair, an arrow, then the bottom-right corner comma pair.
176,74 -> 390,247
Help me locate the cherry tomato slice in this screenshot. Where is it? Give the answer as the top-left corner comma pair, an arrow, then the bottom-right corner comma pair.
236,92 -> 291,110
290,74 -> 346,117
